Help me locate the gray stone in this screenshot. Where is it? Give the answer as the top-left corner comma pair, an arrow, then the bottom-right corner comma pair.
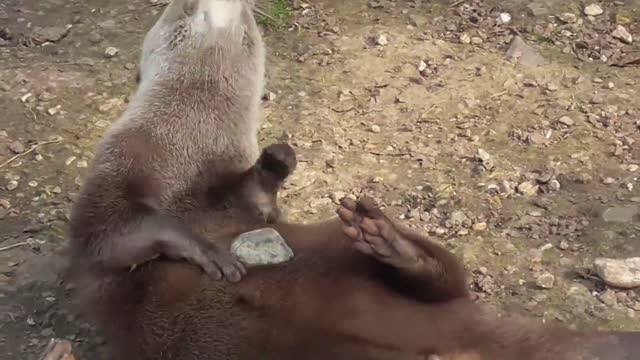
612,25 -> 633,44
231,228 -> 294,266
602,205 -> 639,223
505,36 -> 546,67
594,258 -> 640,289
584,4 -> 604,16
535,272 -> 555,289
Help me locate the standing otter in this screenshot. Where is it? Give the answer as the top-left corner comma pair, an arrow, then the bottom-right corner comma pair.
69,0 -> 269,281
69,194 -> 640,360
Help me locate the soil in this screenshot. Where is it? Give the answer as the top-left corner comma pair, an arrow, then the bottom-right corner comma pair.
0,0 -> 639,359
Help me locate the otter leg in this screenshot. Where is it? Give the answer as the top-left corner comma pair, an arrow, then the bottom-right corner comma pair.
39,339 -> 76,360
336,197 -> 468,302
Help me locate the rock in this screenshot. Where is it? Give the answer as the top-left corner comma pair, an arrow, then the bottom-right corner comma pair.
602,177 -> 615,185
526,3 -> 548,17
449,210 -> 469,226
104,47 -> 119,58
476,148 -> 491,162
558,13 -> 577,23
230,228 -> 294,266
612,25 -> 633,44
584,4 -> 604,16
546,83 -> 559,91
594,258 -> 640,289
498,13 -> 511,24
599,289 -> 618,306
459,33 -> 471,44
602,206 -> 639,223
523,79 -> 538,87
370,125 -> 381,133
590,95 -> 604,104
6,180 -> 18,191
535,272 -> 555,289
517,181 -> 538,196
374,34 -> 388,46
8,141 -> 25,154
472,222 -> 487,231
29,26 -> 71,44
470,37 -> 483,45
558,116 -> 574,126
505,37 -> 546,67
89,32 -> 102,43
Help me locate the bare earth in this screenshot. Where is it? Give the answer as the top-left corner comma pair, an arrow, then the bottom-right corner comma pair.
0,0 -> 639,359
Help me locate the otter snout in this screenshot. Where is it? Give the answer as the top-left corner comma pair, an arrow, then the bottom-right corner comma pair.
185,0 -> 244,29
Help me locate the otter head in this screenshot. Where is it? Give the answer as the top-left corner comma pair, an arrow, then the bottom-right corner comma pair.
137,0 -> 264,91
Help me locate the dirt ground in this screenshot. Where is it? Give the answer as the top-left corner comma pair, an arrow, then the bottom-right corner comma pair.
0,0 -> 639,359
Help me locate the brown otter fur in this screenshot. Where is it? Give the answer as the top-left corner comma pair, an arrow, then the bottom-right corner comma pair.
70,195 -> 640,360
69,0 -> 271,281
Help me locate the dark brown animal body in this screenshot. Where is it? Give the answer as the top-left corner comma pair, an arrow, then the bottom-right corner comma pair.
74,197 -> 640,360
69,0 -> 271,281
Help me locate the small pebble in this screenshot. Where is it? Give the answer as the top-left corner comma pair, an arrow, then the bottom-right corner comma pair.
6,181 -> 18,191
375,34 -> 388,46
612,25 -> 633,44
558,116 -> 574,126
557,13 -> 577,23
104,46 -> 119,58
535,272 -> 555,289
584,4 -> 604,16
8,141 -> 25,154
370,125 -> 381,133
472,222 -> 487,231
459,33 -> 471,44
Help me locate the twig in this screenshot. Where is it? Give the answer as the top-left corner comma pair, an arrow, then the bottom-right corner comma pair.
0,139 -> 63,169
366,151 -> 410,157
0,241 -> 30,252
490,90 -> 508,98
448,0 -> 467,7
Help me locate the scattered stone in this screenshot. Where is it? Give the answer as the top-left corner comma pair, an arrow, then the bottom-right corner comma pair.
47,105 -> 61,116
370,125 -> 381,133
8,141 -> 25,154
590,95 -> 604,104
498,13 -> 512,24
602,206 -> 639,223
470,37 -> 483,45
599,289 -> 618,306
602,177 -> 615,184
6,181 -> 18,191
558,13 -> 577,23
594,258 -> 640,289
104,46 -> 119,58
612,25 -> 633,44
449,210 -> 469,226
584,4 -> 604,16
558,116 -> 574,126
546,83 -> 559,91
374,34 -> 388,46
230,228 -> 294,266
505,36 -> 546,67
459,33 -> 471,44
523,79 -> 538,87
89,32 -> 102,43
28,25 -> 71,45
472,222 -> 487,231
527,3 -> 548,17
517,181 -> 538,196
535,272 -> 555,289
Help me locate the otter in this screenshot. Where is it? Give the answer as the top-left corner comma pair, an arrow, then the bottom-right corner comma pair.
68,191 -> 640,360
69,0 -> 270,281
